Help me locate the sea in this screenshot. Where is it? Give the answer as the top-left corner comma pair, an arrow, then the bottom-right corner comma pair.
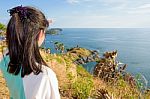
44,28 -> 150,86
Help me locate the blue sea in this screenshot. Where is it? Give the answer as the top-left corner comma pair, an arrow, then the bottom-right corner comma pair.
45,28 -> 150,86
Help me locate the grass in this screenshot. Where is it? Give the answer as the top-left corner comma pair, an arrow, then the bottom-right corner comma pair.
67,47 -> 92,60
40,47 -> 150,99
71,65 -> 94,99
0,71 -> 10,99
1,46 -> 150,99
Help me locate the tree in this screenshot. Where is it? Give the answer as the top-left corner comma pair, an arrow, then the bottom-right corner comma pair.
54,41 -> 65,53
0,23 -> 6,36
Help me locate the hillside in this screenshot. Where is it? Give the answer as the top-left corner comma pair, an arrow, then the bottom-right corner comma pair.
0,45 -> 150,99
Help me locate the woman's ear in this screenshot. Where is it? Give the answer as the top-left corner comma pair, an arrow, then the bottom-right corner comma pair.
38,30 -> 45,46
38,30 -> 44,40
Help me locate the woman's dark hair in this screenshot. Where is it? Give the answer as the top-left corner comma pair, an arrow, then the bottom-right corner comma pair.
6,6 -> 49,77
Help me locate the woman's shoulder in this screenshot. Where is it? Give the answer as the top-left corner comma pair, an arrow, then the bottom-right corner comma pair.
41,65 -> 59,86
41,65 -> 60,97
41,65 -> 57,77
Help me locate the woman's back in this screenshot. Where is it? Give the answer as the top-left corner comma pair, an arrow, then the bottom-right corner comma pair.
0,53 -> 60,99
23,63 -> 60,99
0,54 -> 26,99
0,5 -> 60,99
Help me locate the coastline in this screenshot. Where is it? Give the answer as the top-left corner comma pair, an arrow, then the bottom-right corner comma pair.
0,40 -> 150,98
40,46 -> 150,98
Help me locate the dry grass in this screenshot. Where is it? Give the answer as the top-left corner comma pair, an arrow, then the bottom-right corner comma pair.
67,47 -> 92,59
0,70 -> 10,99
0,42 -> 10,99
40,50 -> 77,87
41,48 -> 150,99
0,47 -> 150,99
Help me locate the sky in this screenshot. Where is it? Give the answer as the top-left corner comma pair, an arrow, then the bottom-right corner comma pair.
0,0 -> 150,28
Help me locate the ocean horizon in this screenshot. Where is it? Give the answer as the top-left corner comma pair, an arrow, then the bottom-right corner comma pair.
45,28 -> 150,86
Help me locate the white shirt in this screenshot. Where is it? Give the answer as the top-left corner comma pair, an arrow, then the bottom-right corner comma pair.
23,65 -> 60,99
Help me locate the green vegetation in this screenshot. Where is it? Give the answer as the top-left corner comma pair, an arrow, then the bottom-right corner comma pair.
1,34 -> 150,98
72,65 -> 94,99
0,23 -> 6,36
40,47 -> 150,99
135,73 -> 148,93
0,45 -> 4,52
67,47 -> 91,58
54,41 -> 65,53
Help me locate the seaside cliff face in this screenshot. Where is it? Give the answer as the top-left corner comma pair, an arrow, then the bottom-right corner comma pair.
1,45 -> 150,99
41,47 -> 150,99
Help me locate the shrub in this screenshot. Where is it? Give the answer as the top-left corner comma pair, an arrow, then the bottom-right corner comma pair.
72,65 -> 94,99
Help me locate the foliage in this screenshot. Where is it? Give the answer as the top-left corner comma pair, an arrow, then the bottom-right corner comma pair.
0,23 -> 6,36
0,23 -> 6,31
40,47 -> 150,99
67,47 -> 91,58
107,78 -> 140,99
135,73 -> 148,93
54,41 -> 65,53
93,50 -> 137,87
72,65 -> 94,99
93,89 -> 111,99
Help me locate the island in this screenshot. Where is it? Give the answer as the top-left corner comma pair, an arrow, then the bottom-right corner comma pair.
46,28 -> 62,35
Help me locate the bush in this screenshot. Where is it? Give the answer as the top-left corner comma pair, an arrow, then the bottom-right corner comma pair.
72,65 -> 94,99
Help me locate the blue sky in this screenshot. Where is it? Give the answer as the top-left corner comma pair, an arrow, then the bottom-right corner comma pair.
0,0 -> 150,28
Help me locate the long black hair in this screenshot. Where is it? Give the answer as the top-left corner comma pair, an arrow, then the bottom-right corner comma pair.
6,6 -> 49,77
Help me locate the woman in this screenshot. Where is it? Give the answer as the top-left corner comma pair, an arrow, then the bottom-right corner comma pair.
0,6 -> 60,99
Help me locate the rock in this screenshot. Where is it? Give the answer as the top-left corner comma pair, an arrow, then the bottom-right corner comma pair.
46,48 -> 51,54
103,50 -> 117,60
87,56 -> 94,62
82,56 -> 87,62
76,58 -> 85,64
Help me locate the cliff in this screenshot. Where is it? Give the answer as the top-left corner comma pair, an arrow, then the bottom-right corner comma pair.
41,47 -> 150,99
0,46 -> 150,99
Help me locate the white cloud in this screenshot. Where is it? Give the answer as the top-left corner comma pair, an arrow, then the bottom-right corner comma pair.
127,9 -> 150,14
127,3 -> 150,14
66,0 -> 79,4
61,15 -> 109,19
66,0 -> 93,4
138,3 -> 150,9
63,0 -> 150,28
51,14 -> 150,28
